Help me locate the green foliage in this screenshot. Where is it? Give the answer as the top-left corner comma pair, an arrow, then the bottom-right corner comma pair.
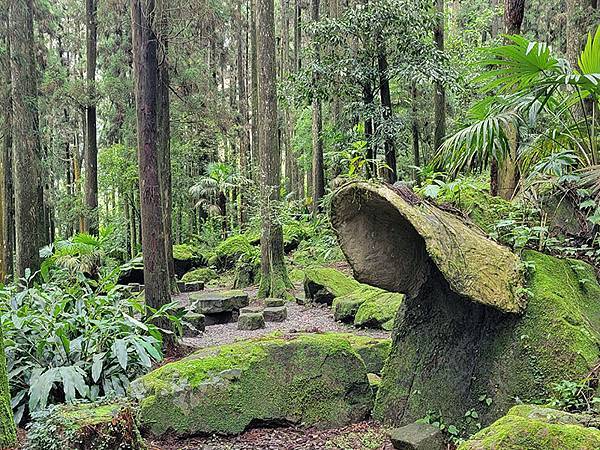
181,268 -> 218,284
549,379 -> 600,414
208,235 -> 259,272
0,272 -> 177,424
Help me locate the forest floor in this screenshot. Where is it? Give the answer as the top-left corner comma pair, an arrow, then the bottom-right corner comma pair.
148,420 -> 393,450
176,282 -> 390,350
151,277 -> 393,449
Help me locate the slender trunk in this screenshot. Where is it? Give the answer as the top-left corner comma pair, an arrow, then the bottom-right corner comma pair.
311,0 -> 325,211
9,0 -> 43,277
156,0 -> 175,285
411,82 -> 421,182
363,82 -> 374,178
250,0 -> 260,178
85,0 -> 99,234
433,0 -> 446,154
378,39 -> 396,183
131,0 -> 173,347
237,0 -> 250,226
257,0 -> 292,298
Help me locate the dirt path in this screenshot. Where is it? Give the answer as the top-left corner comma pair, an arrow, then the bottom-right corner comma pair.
175,283 -> 390,350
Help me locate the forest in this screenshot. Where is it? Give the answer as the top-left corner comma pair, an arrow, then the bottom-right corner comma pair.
0,0 -> 599,449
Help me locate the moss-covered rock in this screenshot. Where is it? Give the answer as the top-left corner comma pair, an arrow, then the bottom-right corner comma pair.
130,333 -> 373,436
181,267 -> 218,284
238,313 -> 265,330
305,267 -> 404,330
458,405 -> 600,450
344,335 -> 391,374
173,244 -> 207,277
374,251 -> 600,428
27,401 -> 143,450
233,253 -> 261,288
209,235 -> 258,272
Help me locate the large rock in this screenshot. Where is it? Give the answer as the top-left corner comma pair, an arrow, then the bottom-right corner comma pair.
190,290 -> 249,315
305,267 -> 404,330
130,333 -> 374,436
388,422 -> 445,450
26,401 -> 143,450
331,181 -> 600,428
459,405 -> 600,450
238,312 -> 265,330
173,244 -> 207,278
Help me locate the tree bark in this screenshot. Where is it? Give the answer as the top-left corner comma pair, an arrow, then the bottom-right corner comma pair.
363,82 -> 375,178
85,0 -> 99,234
0,16 -> 13,282
411,82 -> 421,182
503,0 -> 525,35
433,0 -> 446,154
156,0 -> 175,286
237,0 -> 250,227
9,0 -> 43,277
257,0 -> 292,298
378,40 -> 396,183
131,0 -> 173,347
311,0 -> 325,211
250,0 -> 260,179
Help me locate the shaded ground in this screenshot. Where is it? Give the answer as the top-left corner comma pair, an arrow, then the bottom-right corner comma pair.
148,421 -> 393,450
176,283 -> 390,350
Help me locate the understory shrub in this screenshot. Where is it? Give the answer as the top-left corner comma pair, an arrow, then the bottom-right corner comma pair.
0,271 -> 177,424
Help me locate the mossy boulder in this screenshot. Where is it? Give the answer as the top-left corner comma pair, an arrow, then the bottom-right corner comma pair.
330,182 -> 600,428
130,333 -> 374,436
209,235 -> 258,272
458,405 -> 600,450
238,313 -> 265,330
173,244 -> 207,278
27,401 -> 143,450
305,267 -> 404,330
181,267 -> 218,284
233,253 -> 261,288
342,334 -> 391,374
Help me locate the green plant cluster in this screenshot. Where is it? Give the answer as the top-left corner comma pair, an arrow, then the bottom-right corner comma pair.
0,271 -> 177,424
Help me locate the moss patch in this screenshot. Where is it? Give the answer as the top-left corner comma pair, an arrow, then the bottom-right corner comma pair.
305,267 -> 403,330
131,333 -> 373,436
458,405 -> 600,450
182,268 -> 218,284
208,235 -> 258,272
27,401 -> 143,450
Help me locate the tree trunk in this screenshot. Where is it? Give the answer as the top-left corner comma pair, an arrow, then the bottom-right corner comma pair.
250,0 -> 260,178
9,0 -> 43,277
257,0 -> 292,299
378,40 -> 396,183
156,0 -> 175,286
0,19 -> 13,282
131,0 -> 173,348
495,0 -> 525,199
363,82 -> 374,178
85,0 -> 99,235
311,0 -> 325,212
411,82 -> 421,182
433,0 -> 446,154
238,0 -> 250,226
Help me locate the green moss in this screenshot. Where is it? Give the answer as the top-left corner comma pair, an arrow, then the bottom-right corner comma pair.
209,235 -> 258,271
27,401 -> 143,450
181,268 -> 218,284
306,267 -> 403,330
304,267 -> 360,298
131,333 -> 373,436
459,405 -> 600,450
173,243 -> 203,261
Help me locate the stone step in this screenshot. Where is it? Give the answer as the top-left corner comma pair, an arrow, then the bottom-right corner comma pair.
263,306 -> 287,322
237,312 -> 265,330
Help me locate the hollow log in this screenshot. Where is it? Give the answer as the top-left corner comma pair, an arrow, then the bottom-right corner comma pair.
330,181 -> 600,428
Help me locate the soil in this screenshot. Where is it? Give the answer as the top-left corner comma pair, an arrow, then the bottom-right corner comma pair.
148,421 -> 394,450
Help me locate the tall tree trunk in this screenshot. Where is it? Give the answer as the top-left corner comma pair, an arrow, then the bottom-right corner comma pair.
85,0 -> 99,234
363,82 -> 375,178
131,0 -> 173,348
433,0 -> 446,154
257,0 -> 292,299
311,0 -> 325,211
9,0 -> 43,277
0,19 -> 13,282
238,0 -> 250,226
156,0 -> 175,286
495,0 -> 525,199
378,39 -> 396,183
411,82 -> 421,182
250,0 -> 260,178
